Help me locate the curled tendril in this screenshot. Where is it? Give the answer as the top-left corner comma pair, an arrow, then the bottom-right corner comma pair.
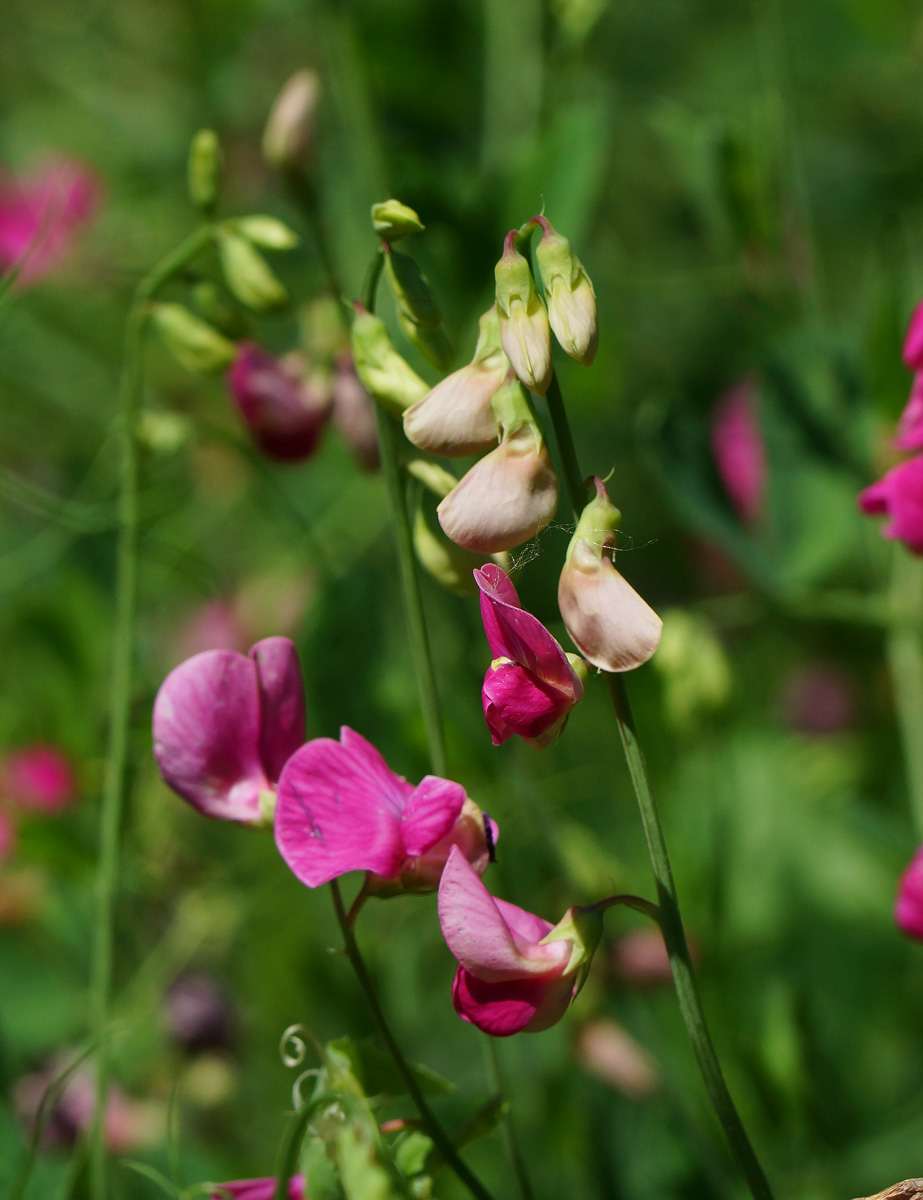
279,1023 -> 322,1069
292,1067 -> 322,1110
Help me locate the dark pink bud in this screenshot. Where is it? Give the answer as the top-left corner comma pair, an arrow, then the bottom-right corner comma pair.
895,373 -> 923,452
858,457 -> 923,555
0,156 -> 100,285
710,379 -> 766,525
208,1178 -> 306,1200
896,847 -> 923,940
227,343 -> 330,462
904,300 -> 923,371
1,745 -> 75,813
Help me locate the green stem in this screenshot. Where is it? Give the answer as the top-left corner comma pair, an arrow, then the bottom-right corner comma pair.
544,373 -> 589,516
329,882 -> 496,1200
886,548 -> 923,837
88,224 -> 212,1200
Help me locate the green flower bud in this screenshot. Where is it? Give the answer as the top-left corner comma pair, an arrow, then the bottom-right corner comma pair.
216,230 -> 288,312
188,129 -> 221,215
494,231 -> 553,395
149,302 -> 236,374
231,215 -> 299,250
371,198 -> 425,241
262,69 -> 320,172
349,304 -> 428,414
531,215 -> 598,365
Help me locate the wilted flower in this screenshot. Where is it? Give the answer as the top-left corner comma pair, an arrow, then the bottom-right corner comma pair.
558,478 -> 662,672
263,69 -> 321,173
437,374 -> 558,553
403,306 -> 507,457
531,215 -> 598,366
858,457 -> 923,555
332,353 -> 379,469
895,846 -> 923,941
495,231 -> 553,395
1,745 -> 75,812
227,342 -> 330,462
895,373 -> 923,452
209,1177 -> 306,1200
438,847 -> 600,1036
275,728 -> 496,895
710,378 -> 766,525
153,638 -> 306,825
475,563 -> 585,748
0,156 -> 100,285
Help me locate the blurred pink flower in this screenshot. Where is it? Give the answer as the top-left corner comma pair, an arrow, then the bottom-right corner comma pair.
780,663 -> 855,734
438,846 -> 599,1036
227,343 -> 331,462
153,638 -> 306,823
275,728 -> 496,895
903,300 -> 923,371
858,457 -> 923,555
475,563 -> 583,749
612,928 -> 673,987
0,157 -> 100,285
894,373 -> 923,452
710,379 -> 766,525
208,1178 -> 306,1200
332,353 -> 379,469
1,745 -> 75,813
173,600 -> 248,661
895,847 -> 923,941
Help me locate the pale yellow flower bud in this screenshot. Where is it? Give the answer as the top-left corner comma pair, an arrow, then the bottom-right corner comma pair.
262,70 -> 321,172
494,231 -> 553,395
532,215 -> 598,365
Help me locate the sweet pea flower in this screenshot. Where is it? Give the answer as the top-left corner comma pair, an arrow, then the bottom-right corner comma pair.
0,156 -> 100,285
531,215 -> 598,366
495,231 -> 553,396
227,343 -> 331,462
475,563 -> 585,749
275,728 -> 496,895
1,744 -> 75,812
209,1176 -> 306,1200
895,846 -> 923,941
895,373 -> 923,452
558,478 -> 662,672
710,378 -> 766,525
153,637 -> 306,825
438,847 -> 601,1036
858,457 -> 923,555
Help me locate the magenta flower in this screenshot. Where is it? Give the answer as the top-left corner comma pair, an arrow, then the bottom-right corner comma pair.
474,563 -> 584,749
438,847 -> 601,1037
153,638 -> 306,824
904,300 -> 923,370
710,379 -> 766,525
895,373 -> 923,452
1,745 -> 75,813
895,847 -> 923,941
275,728 -> 496,894
0,157 -> 100,285
858,457 -> 923,555
227,343 -> 331,462
208,1177 -> 305,1200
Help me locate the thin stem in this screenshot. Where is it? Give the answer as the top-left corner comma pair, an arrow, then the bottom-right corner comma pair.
886,548 -> 923,837
88,224 -> 213,1200
592,893 -> 660,922
329,882 -> 496,1200
482,1040 -> 534,1200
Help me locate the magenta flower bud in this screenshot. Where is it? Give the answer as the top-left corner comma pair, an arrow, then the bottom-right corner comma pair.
209,1177 -> 306,1200
438,847 -> 601,1036
0,156 -> 100,286
153,637 -> 306,825
710,378 -> 766,524
1,744 -> 75,813
495,231 -> 553,395
858,457 -> 923,555
475,563 -> 584,748
895,847 -> 923,940
227,342 -> 330,462
904,300 -> 923,371
895,373 -> 923,452
559,478 -> 662,672
274,728 -> 497,894
332,353 -> 379,469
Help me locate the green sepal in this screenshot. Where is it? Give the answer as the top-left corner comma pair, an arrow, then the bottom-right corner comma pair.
216,230 -> 288,312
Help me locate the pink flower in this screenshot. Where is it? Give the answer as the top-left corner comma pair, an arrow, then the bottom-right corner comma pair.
0,157 -> 100,285
1,745 -> 75,812
895,373 -> 923,452
209,1177 -> 306,1200
474,563 -> 584,749
227,343 -> 331,462
858,457 -> 923,555
152,638 -> 306,824
895,847 -> 923,940
438,846 -> 600,1037
710,379 -> 766,525
275,728 -> 496,894
904,300 -> 923,370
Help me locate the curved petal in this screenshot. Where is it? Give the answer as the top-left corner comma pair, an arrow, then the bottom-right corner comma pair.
438,846 -> 569,981
401,776 -> 467,857
482,662 -> 570,741
559,546 -> 662,673
452,968 -> 554,1036
250,637 -> 306,782
274,735 -> 407,886
153,651 -> 268,822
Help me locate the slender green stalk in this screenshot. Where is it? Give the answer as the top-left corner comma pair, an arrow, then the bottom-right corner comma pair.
88,224 -> 212,1200
886,548 -> 923,837
330,882 -> 496,1200
546,371 -> 774,1200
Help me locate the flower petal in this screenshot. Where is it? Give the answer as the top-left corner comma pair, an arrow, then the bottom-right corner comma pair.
250,637 -> 306,782
153,651 -> 268,821
559,546 -> 662,672
401,776 -> 467,857
474,565 -> 575,692
482,662 -> 568,741
451,967 -> 555,1036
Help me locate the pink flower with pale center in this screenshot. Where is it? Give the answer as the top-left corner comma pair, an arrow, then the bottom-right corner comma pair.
475,563 -> 583,749
858,457 -> 923,555
0,157 -> 100,286
208,1177 -> 306,1200
152,638 -> 306,824
438,847 -> 599,1037
2,745 -> 75,813
895,847 -> 923,941
710,379 -> 766,525
275,728 -> 496,894
227,343 -> 331,462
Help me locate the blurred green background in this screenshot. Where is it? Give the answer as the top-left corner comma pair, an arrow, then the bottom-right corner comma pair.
2,0 -> 923,1197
